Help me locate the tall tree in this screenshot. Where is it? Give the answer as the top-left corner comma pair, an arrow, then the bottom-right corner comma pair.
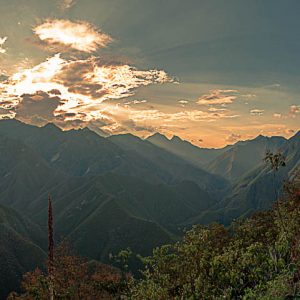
48,194 -> 54,300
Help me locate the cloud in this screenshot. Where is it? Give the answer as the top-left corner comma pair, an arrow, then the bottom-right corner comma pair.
0,107 -> 12,119
273,113 -> 282,118
0,37 -> 7,54
262,83 -> 281,89
290,105 -> 300,115
0,54 -> 173,124
33,19 -> 113,53
287,129 -> 295,134
208,107 -> 228,112
226,133 -> 242,143
58,0 -> 76,11
178,100 -> 189,107
250,109 -> 264,116
197,89 -> 238,105
15,91 -> 62,124
129,109 -> 239,123
118,119 -> 158,133
241,93 -> 256,98
124,100 -> 147,105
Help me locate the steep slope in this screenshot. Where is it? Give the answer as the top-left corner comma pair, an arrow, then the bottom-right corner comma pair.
0,134 -> 64,211
0,120 -> 228,195
25,173 -> 216,261
0,204 -> 46,300
32,173 -> 216,229
109,133 -> 228,194
0,120 -> 125,177
67,199 -> 173,262
147,132 -> 227,166
0,127 -> 217,265
207,135 -> 287,182
191,131 -> 300,225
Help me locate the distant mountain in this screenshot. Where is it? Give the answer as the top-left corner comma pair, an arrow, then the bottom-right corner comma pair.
109,133 -> 228,193
0,120 -> 228,194
28,173 -> 216,260
0,119 -> 299,294
190,131 -> 300,225
0,133 -> 64,211
147,132 -> 227,166
0,120 -> 220,267
0,204 -> 46,299
206,135 -> 287,182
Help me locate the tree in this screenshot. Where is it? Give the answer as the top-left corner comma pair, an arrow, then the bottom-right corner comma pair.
129,170 -> 300,299
8,196 -> 130,299
48,194 -> 54,300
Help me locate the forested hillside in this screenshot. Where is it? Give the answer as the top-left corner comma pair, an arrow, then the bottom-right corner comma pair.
0,119 -> 300,299
8,169 -> 300,299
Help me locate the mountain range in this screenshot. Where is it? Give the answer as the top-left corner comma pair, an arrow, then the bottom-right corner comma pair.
0,204 -> 46,299
0,119 -> 299,299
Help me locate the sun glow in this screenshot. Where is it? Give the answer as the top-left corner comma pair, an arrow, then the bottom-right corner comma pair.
34,19 -> 113,52
0,54 -> 174,122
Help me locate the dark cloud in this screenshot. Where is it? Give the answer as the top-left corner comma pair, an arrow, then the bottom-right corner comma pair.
54,60 -> 106,99
48,89 -> 62,95
15,91 -> 62,124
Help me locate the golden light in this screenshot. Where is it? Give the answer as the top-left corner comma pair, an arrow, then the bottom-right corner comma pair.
34,19 -> 113,52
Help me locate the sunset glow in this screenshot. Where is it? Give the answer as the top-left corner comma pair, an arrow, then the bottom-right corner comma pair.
0,1 -> 298,147
34,19 -> 113,52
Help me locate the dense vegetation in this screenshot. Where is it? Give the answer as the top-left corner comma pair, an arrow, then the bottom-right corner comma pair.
8,168 -> 300,299
129,157 -> 300,299
8,242 -> 129,300
131,194 -> 300,299
1,119 -> 300,299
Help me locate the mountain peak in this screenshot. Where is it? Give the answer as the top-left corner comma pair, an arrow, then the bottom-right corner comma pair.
289,130 -> 300,141
147,132 -> 169,142
254,134 -> 267,141
171,135 -> 183,142
42,122 -> 61,132
111,133 -> 141,142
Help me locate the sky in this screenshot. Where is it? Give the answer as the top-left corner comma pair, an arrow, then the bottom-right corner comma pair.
0,0 -> 299,147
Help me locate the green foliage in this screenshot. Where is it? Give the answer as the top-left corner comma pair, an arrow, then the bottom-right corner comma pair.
8,242 -> 130,300
129,175 -> 300,299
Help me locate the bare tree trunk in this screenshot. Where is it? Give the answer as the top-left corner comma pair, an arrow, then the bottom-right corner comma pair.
48,194 -> 54,300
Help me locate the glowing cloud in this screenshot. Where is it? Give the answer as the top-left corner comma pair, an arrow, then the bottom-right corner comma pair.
0,37 -> 7,54
290,105 -> 300,115
273,113 -> 282,119
33,19 -> 113,52
226,133 -> 242,143
124,100 -> 147,105
250,109 -> 264,116
129,109 -> 238,123
197,89 -> 238,105
0,54 -> 174,122
58,0 -> 76,11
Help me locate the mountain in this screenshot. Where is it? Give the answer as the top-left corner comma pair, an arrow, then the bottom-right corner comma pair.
0,120 -> 228,194
0,139 -> 175,269
1,119 -> 299,297
109,133 -> 228,194
191,131 -> 300,225
147,132 -> 227,166
0,120 -> 219,267
0,204 -> 46,300
0,133 -> 65,211
206,135 -> 287,182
